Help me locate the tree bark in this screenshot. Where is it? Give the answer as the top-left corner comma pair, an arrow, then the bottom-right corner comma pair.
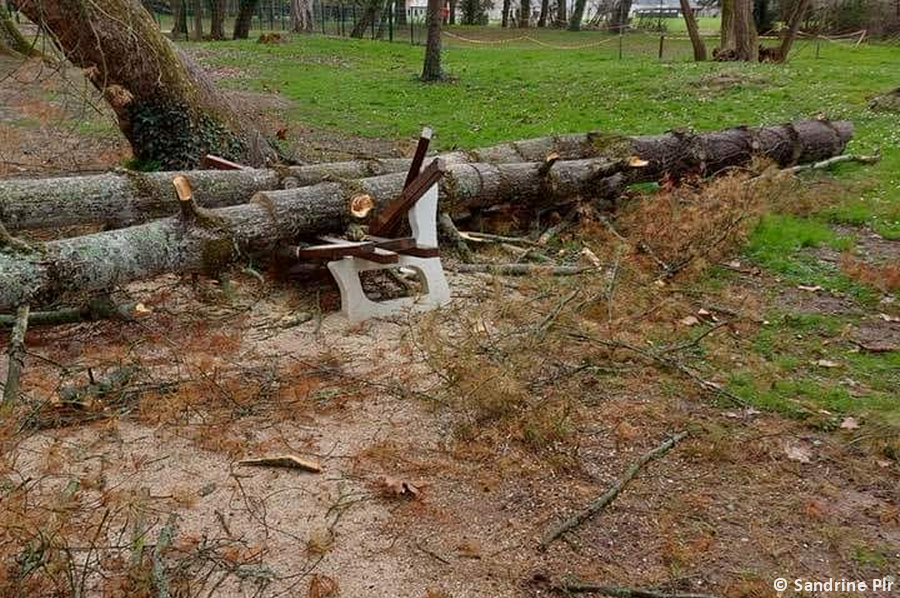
191,0 -> 204,40
2,305 -> 29,406
720,0 -> 733,49
449,0 -> 457,24
0,120 -> 854,231
290,0 -> 314,32
776,0 -> 809,62
519,0 -> 530,27
502,0 -> 511,27
568,0 -> 587,30
208,0 -> 227,39
18,0 -> 281,170
0,4 -> 35,56
233,0 -> 259,39
421,0 -> 443,81
556,0 -> 566,26
680,0 -> 706,61
351,0 -> 382,38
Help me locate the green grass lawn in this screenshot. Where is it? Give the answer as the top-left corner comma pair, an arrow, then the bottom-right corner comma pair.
192,31 -> 899,441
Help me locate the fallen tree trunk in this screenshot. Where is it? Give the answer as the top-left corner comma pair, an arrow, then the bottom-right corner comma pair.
0,120 -> 853,231
0,158 -> 625,310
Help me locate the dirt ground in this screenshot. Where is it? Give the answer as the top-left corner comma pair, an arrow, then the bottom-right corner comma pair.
1,54 -> 898,598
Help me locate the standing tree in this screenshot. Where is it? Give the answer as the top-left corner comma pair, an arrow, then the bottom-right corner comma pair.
191,0 -> 204,40
351,0 -> 384,38
568,0 -> 586,30
234,0 -> 260,39
718,0 -> 758,61
421,0 -> 443,81
680,0 -> 706,60
17,0 -> 281,169
395,0 -> 408,25
502,0 -> 512,26
538,0 -> 549,26
556,0 -> 566,26
460,0 -> 488,24
171,0 -> 189,39
291,0 -> 314,31
449,0 -> 457,24
519,0 -> 530,26
207,0 -> 227,39
775,0 -> 810,61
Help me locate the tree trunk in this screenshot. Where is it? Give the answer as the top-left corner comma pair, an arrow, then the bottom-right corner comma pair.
233,0 -> 259,39
291,0 -> 314,32
502,0 -> 511,27
351,0 -> 382,38
1,4 -> 35,56
0,158 -> 624,310
720,0 -> 733,49
519,0 -> 530,26
1,120 -> 854,232
421,0 -> 443,81
776,0 -> 809,62
609,0 -> 631,32
449,0 -> 457,24
191,0 -> 204,40
568,0 -> 587,30
556,0 -> 566,26
679,0 -> 706,61
395,0 -> 407,25
18,0 -> 281,170
537,0 -> 549,26
172,0 -> 189,39
732,0 -> 758,61
208,0 -> 227,39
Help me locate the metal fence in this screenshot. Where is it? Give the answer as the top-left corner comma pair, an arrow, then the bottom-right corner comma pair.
312,3 -> 429,44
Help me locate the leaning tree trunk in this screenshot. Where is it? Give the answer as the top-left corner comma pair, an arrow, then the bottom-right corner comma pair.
208,0 -> 227,39
0,5 -> 35,56
0,120 -> 854,232
191,0 -> 204,40
680,0 -> 706,61
18,0 -> 281,170
776,0 -> 809,62
291,0 -> 314,32
555,0 -> 566,26
502,0 -> 511,27
568,0 -> 587,30
519,0 -> 530,26
421,0 -> 443,81
234,0 -> 260,39
172,0 -> 189,39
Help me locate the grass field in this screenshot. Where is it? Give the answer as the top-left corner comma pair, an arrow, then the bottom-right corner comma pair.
194,29 -> 900,439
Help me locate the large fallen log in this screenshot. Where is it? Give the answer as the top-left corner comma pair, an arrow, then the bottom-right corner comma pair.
0,120 -> 852,231
0,158 -> 625,310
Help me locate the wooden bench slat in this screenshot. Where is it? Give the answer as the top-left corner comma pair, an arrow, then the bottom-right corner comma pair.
359,247 -> 400,264
368,159 -> 444,237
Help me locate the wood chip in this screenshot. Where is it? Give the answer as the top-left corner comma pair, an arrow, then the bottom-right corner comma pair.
238,455 -> 322,472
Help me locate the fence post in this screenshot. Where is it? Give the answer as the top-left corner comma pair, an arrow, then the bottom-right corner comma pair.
410,13 -> 414,45
389,1 -> 394,42
321,0 -> 326,34
815,35 -> 821,59
658,34 -> 664,60
618,28 -> 623,60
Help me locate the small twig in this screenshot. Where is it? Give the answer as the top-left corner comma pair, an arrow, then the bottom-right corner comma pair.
438,212 -> 473,261
596,215 -> 672,277
415,539 -> 451,565
458,231 -> 542,247
2,304 -> 30,407
151,513 -> 179,598
536,290 -> 579,335
550,577 -> 721,598
781,153 -> 880,175
540,431 -> 688,549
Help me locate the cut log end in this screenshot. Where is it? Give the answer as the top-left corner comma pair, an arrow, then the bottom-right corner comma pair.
350,193 -> 375,219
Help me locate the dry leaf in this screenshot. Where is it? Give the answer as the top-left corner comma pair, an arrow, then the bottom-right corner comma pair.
784,442 -> 813,464
798,284 -> 823,292
579,247 -> 603,269
308,574 -> 338,598
380,475 -> 422,499
840,417 -> 860,430
238,455 -> 322,472
276,128 -> 288,140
